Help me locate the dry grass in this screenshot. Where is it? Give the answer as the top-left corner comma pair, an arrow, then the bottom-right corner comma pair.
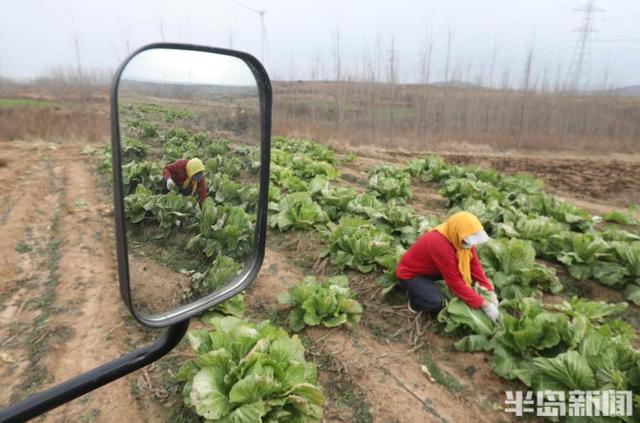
0,81 -> 110,143
0,107 -> 109,143
272,81 -> 640,154
1,80 -> 639,156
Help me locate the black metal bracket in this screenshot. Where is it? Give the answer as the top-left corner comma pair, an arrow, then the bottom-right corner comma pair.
0,319 -> 189,422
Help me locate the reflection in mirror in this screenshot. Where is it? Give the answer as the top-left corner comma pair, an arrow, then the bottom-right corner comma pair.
117,48 -> 260,318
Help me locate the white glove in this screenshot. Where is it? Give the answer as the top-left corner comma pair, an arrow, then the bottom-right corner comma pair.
488,291 -> 499,307
482,302 -> 500,324
166,178 -> 175,190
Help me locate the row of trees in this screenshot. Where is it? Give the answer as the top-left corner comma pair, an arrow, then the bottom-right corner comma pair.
270,29 -> 638,153
273,80 -> 640,152
2,22 -> 638,152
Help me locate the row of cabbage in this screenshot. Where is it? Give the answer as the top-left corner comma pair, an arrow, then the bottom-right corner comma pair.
97,107 -> 260,315
98,104 -> 640,420
98,105 -> 369,421
406,155 -> 640,305
265,140 -> 640,420
267,138 -> 571,301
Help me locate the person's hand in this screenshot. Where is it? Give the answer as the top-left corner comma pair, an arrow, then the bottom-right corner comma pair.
166,178 -> 175,190
488,291 -> 499,307
482,301 -> 500,324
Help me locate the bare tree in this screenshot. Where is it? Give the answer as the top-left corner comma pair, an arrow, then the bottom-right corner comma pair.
120,21 -> 132,58
367,32 -> 383,142
0,43 -> 5,95
0,43 -> 4,89
444,25 -> 454,83
286,48 -> 298,129
464,59 -> 473,85
599,56 -> 615,92
227,29 -> 233,49
310,43 -> 322,126
288,48 -> 296,81
553,60 -> 565,93
156,9 -> 166,43
417,29 -> 434,141
501,66 -> 511,90
540,65 -> 550,93
70,15 -> 83,80
441,24 -> 455,136
517,41 -> 535,148
332,23 -> 343,134
387,33 -> 398,143
488,40 -> 498,88
69,0 -> 91,140
474,63 -> 485,87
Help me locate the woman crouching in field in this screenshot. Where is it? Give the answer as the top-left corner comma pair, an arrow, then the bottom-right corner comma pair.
396,211 -> 500,323
161,158 -> 207,204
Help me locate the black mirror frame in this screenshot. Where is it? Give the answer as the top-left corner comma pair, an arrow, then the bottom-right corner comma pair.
111,43 -> 272,328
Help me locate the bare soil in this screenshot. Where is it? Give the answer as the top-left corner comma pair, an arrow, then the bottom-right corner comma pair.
129,254 -> 192,317
0,140 -> 160,422
0,135 -> 636,422
252,245 -> 518,422
354,147 -> 640,208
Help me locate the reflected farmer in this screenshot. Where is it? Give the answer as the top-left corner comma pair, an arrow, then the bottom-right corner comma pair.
161,158 -> 207,204
396,211 -> 500,323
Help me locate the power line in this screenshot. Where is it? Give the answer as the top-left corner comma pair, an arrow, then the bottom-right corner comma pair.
226,0 -> 261,14
461,1 -> 584,66
594,38 -> 640,42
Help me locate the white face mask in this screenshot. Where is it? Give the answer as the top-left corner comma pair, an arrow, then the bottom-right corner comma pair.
463,230 -> 490,249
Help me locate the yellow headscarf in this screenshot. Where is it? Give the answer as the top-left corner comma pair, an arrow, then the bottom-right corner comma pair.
183,158 -> 205,195
431,211 -> 485,286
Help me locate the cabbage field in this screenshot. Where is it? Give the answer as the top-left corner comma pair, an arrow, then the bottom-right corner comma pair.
97,101 -> 640,422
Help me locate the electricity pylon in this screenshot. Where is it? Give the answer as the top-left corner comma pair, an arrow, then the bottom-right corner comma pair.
567,0 -> 604,92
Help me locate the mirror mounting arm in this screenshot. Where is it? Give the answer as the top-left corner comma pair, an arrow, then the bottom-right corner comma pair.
0,320 -> 189,422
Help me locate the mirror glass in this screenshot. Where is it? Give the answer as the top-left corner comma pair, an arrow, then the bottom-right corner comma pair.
117,48 -> 261,319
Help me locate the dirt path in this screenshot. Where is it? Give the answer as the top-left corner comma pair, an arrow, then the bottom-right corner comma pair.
0,141 -> 163,422
35,149 -> 147,422
0,142 -> 64,406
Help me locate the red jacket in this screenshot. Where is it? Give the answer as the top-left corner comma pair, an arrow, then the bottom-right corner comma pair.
162,159 -> 207,203
396,231 -> 493,309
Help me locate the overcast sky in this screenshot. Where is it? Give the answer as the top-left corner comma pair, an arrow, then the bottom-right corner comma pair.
122,48 -> 257,85
2,0 -> 639,89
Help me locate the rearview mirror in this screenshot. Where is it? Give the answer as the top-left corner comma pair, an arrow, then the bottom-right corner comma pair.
111,44 -> 271,328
